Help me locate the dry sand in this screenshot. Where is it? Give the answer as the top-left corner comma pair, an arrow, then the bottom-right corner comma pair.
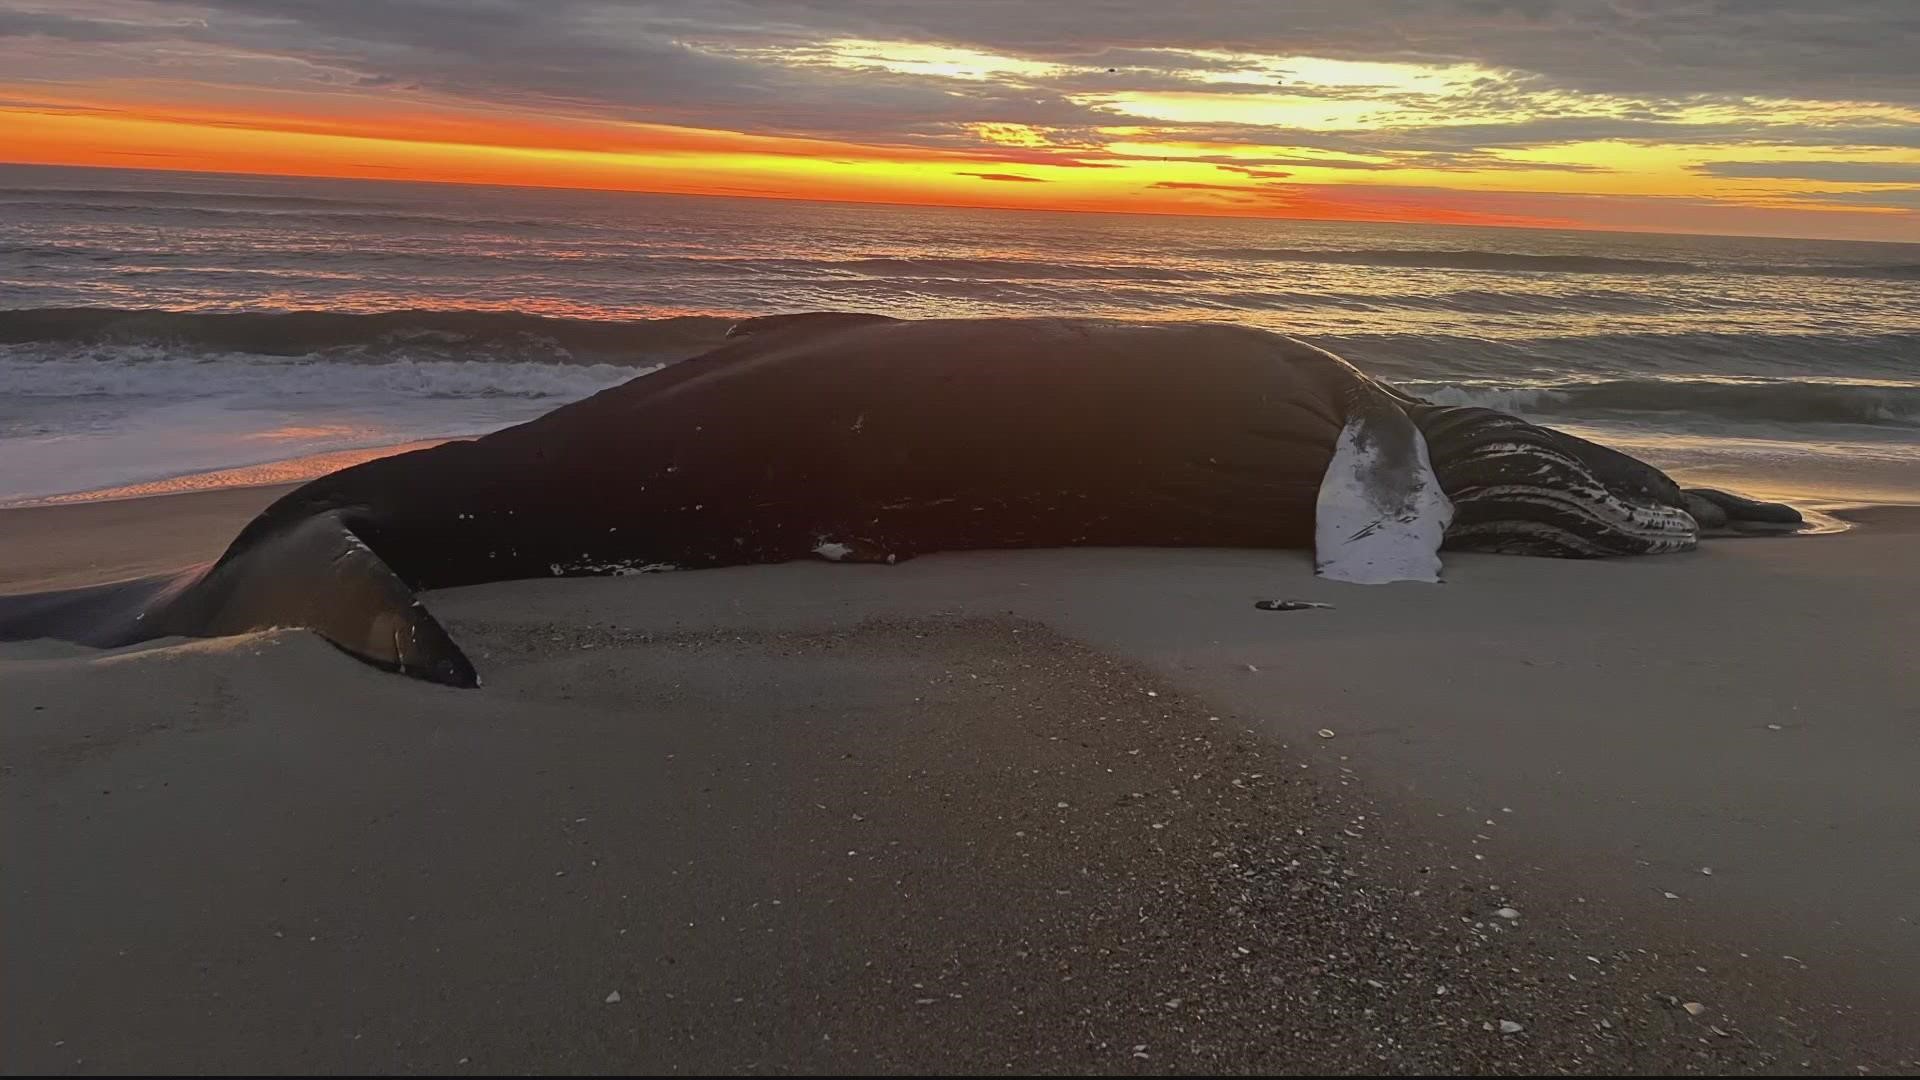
2,489 -> 1917,1073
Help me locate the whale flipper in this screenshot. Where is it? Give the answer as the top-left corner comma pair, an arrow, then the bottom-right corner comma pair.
1313,397 -> 1454,585
172,511 -> 478,686
1681,487 -> 1805,534
0,511 -> 477,687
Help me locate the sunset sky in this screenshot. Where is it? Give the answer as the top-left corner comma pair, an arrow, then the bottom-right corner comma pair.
4,0 -> 1920,239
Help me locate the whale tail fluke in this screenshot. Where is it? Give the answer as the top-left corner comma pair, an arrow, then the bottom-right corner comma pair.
0,510 -> 478,688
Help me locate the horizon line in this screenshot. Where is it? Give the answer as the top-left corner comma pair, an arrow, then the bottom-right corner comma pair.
7,158 -> 1915,249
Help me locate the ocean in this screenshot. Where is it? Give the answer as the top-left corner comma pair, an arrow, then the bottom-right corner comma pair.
2,163 -> 1917,508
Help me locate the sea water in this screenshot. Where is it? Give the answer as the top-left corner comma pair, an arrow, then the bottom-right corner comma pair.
3,163 -> 1916,507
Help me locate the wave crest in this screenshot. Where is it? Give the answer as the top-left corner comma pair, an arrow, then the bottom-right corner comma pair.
1404,377 -> 1920,427
0,343 -> 657,403
1200,246 -> 1920,281
0,307 -> 733,364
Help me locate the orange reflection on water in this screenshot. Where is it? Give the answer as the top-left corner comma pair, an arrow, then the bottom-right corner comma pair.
241,424 -> 369,442
7,441 -> 453,508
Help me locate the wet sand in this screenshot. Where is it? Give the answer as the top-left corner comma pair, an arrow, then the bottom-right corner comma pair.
2,490 -> 1917,1073
0,484 -> 293,592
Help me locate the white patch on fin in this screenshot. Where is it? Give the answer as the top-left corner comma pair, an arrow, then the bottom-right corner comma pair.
813,541 -> 853,562
1314,413 -> 1454,585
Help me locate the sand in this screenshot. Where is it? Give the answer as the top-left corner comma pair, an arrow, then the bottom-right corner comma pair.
2,489 -> 1917,1073
0,484 -> 293,593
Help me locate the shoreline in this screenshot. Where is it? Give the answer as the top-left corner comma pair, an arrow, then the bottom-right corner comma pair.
0,440 -> 453,512
1,478 -> 1907,597
10,423 -> 1915,519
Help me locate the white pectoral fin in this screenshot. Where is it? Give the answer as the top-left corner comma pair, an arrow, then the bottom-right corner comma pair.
1314,406 -> 1454,585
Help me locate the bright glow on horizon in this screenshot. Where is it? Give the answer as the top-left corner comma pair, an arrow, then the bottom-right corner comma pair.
2,5 -> 1917,241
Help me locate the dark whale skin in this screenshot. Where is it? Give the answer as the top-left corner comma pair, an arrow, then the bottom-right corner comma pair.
0,314 -> 1799,686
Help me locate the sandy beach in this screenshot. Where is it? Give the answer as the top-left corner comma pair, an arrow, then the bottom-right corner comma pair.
7,1 -> 1920,1072
2,486 -> 1916,1073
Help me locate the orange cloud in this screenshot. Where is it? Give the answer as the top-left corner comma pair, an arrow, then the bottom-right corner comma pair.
1,83 -> 1914,239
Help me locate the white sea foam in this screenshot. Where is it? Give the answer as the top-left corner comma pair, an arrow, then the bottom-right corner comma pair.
0,343 -> 652,402
1405,377 -> 1920,427
0,344 -> 659,503
4,165 -> 1920,509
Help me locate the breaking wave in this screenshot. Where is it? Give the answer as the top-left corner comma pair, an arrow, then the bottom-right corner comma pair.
0,307 -> 732,364
1402,376 -> 1920,428
1200,246 -> 1920,281
1,343 -> 657,403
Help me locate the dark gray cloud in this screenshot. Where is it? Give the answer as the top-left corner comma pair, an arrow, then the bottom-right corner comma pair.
1787,186 -> 1920,209
956,171 -> 1048,182
0,9 -> 153,41
1697,161 -> 1920,183
7,0 -> 1920,169
1368,117 -> 1920,153
21,0 -> 1118,144
750,0 -> 1920,105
